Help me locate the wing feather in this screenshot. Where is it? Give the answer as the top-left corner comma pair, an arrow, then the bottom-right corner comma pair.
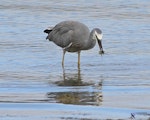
47,22 -> 74,48
46,21 -> 90,52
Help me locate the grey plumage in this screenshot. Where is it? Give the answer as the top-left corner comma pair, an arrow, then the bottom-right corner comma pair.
44,21 -> 104,66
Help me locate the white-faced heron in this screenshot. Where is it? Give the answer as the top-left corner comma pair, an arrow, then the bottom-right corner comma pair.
44,21 -> 104,66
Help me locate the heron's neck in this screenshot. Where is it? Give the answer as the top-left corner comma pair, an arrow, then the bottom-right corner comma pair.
87,30 -> 96,49
81,29 -> 96,50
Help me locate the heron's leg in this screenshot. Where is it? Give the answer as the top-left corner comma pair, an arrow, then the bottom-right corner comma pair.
78,51 -> 81,67
62,50 -> 66,67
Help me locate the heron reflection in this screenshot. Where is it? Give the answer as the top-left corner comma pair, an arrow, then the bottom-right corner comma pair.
47,68 -> 103,106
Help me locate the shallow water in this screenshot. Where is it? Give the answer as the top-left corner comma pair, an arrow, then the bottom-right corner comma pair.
0,0 -> 150,119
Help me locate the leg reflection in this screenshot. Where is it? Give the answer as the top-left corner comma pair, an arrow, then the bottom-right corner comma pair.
47,67 -> 103,106
61,66 -> 83,86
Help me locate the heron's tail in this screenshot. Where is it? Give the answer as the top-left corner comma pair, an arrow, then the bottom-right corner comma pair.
44,27 -> 53,34
44,29 -> 52,34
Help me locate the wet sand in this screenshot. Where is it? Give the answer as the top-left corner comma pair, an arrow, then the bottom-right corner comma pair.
0,103 -> 150,120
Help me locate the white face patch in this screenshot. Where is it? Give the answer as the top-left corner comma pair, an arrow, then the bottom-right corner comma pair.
95,31 -> 103,40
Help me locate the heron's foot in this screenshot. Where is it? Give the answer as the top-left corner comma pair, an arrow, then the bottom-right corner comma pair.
99,50 -> 104,55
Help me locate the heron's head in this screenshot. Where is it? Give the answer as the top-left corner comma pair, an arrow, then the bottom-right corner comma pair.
94,28 -> 104,55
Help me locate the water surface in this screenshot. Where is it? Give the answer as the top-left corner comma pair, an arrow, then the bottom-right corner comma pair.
0,0 -> 150,119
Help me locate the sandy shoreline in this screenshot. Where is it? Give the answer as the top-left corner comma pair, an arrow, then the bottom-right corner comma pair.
0,103 -> 150,120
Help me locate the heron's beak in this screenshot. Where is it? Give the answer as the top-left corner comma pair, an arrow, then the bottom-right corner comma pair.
97,39 -> 104,54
